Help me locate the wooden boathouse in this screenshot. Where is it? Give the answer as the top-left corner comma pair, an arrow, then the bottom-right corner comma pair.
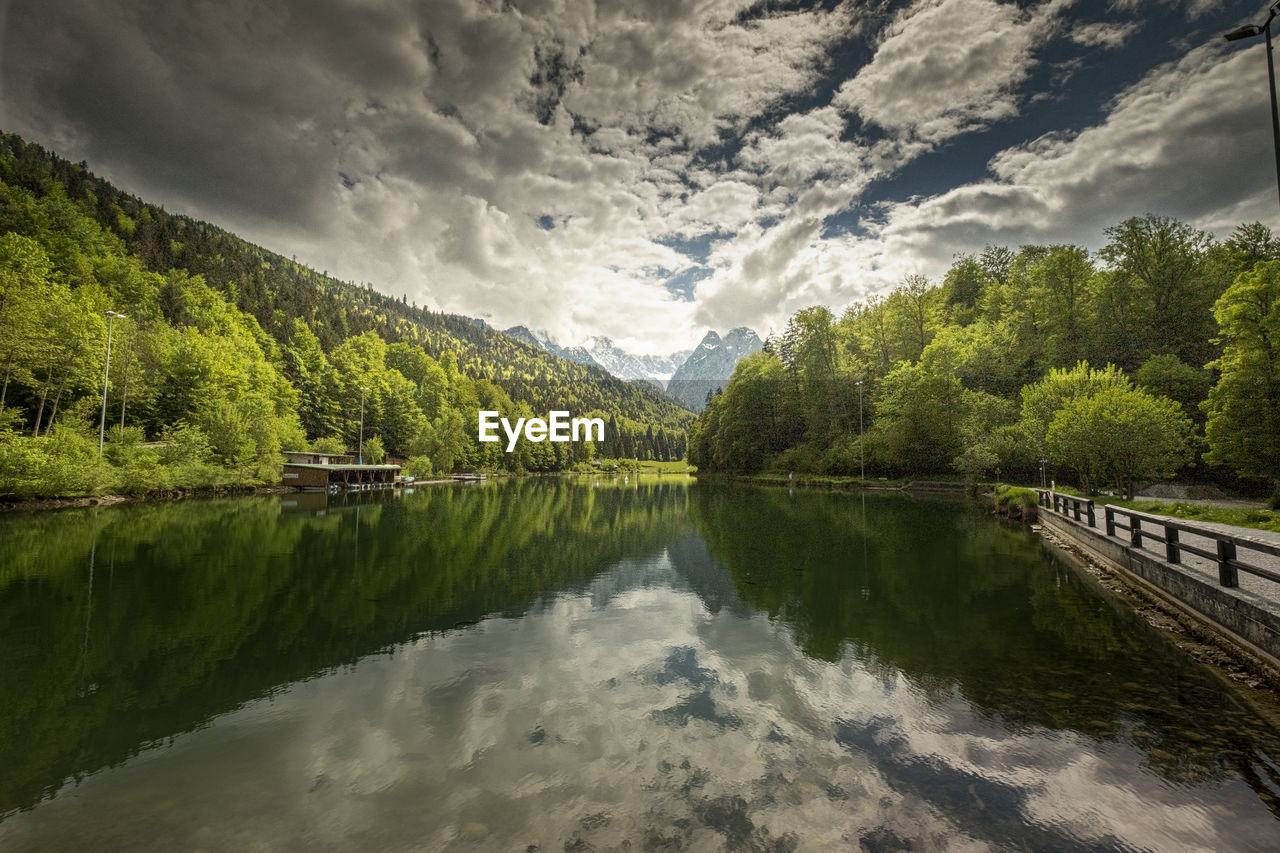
281,450 -> 401,491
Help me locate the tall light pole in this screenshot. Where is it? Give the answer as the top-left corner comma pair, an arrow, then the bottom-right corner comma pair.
856,379 -> 865,482
358,386 -> 368,464
98,310 -> 124,456
1226,4 -> 1280,213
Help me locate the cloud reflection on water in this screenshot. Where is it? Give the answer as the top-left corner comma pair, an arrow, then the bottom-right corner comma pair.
2,545 -> 1274,852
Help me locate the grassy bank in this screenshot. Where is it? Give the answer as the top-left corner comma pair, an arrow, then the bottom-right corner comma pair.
1095,497 -> 1280,534
693,471 -> 956,491
1027,483 -> 1280,533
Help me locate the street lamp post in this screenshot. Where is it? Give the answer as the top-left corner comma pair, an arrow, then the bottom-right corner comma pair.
358,386 -> 368,464
856,380 -> 865,482
98,310 -> 124,457
1226,4 -> 1280,213
1039,457 -> 1048,490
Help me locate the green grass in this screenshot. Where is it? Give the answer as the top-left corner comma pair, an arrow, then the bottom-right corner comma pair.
993,484 -> 1038,511
584,458 -> 695,474
707,472 -> 911,489
1007,482 -> 1280,533
635,459 -> 696,473
1092,497 -> 1280,534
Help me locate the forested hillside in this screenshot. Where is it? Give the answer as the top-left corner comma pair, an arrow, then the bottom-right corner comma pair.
0,133 -> 691,499
690,218 -> 1280,503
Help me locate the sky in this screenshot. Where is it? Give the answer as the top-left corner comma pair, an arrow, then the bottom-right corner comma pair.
0,0 -> 1274,354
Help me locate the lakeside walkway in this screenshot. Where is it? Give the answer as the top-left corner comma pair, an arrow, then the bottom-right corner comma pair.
1035,491 -> 1280,661
1121,515 -> 1280,624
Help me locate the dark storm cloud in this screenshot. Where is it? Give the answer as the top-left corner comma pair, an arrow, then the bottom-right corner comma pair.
2,0 -> 445,233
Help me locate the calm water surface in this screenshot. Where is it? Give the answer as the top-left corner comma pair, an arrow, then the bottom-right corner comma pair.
1,478 -> 1278,851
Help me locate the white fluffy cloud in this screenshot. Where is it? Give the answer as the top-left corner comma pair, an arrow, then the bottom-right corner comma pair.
1069,21 -> 1139,49
834,0 -> 1069,145
0,0 -> 1270,353
746,39 -> 1274,316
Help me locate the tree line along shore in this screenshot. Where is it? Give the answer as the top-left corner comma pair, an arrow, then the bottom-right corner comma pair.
689,217 -> 1280,509
0,133 -> 693,501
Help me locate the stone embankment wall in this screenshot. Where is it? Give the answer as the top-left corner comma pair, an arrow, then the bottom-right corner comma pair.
1039,511 -> 1280,667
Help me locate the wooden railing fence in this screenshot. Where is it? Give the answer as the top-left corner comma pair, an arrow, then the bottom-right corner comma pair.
1034,489 -> 1280,590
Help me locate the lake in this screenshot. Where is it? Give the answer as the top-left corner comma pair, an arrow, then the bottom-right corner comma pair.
1,478 -> 1277,851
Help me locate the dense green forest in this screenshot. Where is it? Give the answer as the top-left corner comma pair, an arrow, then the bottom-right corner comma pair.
0,133 -> 692,499
689,217 -> 1280,503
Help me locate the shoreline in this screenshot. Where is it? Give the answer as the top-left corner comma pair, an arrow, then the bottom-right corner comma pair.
693,471 -> 968,493
0,475 -> 497,515
0,483 -> 296,514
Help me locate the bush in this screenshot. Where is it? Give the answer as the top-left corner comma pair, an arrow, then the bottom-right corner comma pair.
771,443 -> 822,475
111,452 -> 173,495
404,455 -> 433,478
954,445 -> 999,484
817,435 -> 864,476
0,434 -> 48,498
993,484 -> 1037,511
159,421 -> 212,466
362,436 -> 385,464
0,425 -> 112,498
103,424 -> 147,467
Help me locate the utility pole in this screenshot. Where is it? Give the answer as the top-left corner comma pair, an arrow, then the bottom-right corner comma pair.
358,386 -> 369,464
856,380 -> 865,481
98,310 -> 124,456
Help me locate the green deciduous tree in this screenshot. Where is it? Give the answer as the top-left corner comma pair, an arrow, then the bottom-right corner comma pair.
1203,261 -> 1280,503
310,434 -> 348,455
0,233 -> 51,409
362,435 -> 386,464
1046,385 -> 1193,498
1134,353 -> 1210,420
870,360 -> 965,474
1096,215 -> 1216,369
1018,361 -> 1131,455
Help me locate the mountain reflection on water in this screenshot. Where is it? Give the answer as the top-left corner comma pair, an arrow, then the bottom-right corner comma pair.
0,478 -> 1277,851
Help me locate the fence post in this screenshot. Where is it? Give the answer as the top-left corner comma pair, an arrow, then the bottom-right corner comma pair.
1086,501 -> 1096,528
1072,499 -> 1081,522
1131,516 -> 1142,548
1105,506 -> 1115,537
1217,539 -> 1238,588
1165,526 -> 1179,564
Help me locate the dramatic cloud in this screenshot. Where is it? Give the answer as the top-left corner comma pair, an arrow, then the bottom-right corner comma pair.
1069,21 -> 1139,49
815,39 -> 1274,297
833,0 -> 1068,145
0,0 -> 1270,352
5,553 -> 1274,850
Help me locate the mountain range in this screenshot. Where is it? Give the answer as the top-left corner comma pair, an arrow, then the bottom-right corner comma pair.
505,326 -> 690,384
506,325 -> 763,412
668,328 -> 764,411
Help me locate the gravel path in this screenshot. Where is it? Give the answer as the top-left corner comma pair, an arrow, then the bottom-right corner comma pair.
1055,507 -> 1280,622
